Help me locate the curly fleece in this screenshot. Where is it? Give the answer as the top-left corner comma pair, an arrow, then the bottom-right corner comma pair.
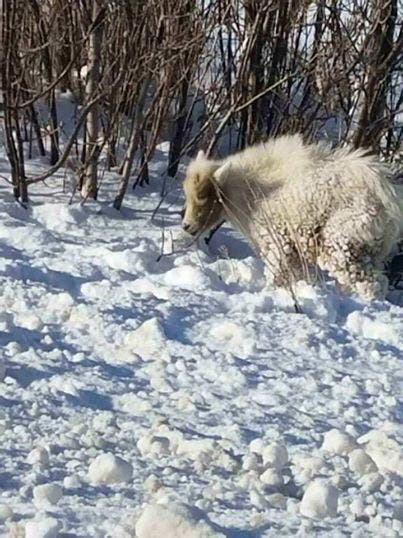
183,135 -> 401,299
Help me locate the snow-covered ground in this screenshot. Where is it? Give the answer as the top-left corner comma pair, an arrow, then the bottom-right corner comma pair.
0,145 -> 402,537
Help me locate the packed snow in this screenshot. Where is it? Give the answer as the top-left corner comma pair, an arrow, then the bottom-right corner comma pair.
0,144 -> 402,537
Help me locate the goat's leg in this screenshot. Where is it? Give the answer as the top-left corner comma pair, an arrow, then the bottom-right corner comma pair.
319,207 -> 389,300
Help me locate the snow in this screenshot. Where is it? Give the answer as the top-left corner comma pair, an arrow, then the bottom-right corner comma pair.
135,502 -> 224,538
27,447 -> 50,467
259,468 -> 284,488
0,143 -> 402,536
321,429 -> 357,455
0,505 -> 13,522
348,448 -> 377,476
25,517 -> 62,538
393,502 -> 403,522
32,483 -> 63,508
0,361 -> 6,382
88,453 -> 133,484
357,430 -> 403,477
300,480 -> 339,518
357,472 -> 384,493
345,310 -> 401,345
261,442 -> 289,470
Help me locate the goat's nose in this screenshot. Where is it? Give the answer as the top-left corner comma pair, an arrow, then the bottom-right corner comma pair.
182,222 -> 191,232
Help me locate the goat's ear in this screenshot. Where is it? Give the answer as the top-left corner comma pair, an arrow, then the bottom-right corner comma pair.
196,149 -> 206,161
213,161 -> 231,184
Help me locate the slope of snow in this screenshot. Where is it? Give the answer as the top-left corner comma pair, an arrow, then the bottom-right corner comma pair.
0,145 -> 402,537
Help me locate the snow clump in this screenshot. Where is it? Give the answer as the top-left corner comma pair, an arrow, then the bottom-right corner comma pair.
348,448 -> 377,476
25,517 -> 62,538
124,318 -> 169,362
357,472 -> 384,493
261,441 -> 289,470
321,429 -> 357,455
33,483 -> 63,506
345,311 -> 400,345
300,480 -> 339,518
291,454 -> 326,485
0,505 -> 13,522
88,453 -> 133,484
27,447 -> 50,466
135,502 -> 224,538
357,429 -> 403,477
259,468 -> 284,488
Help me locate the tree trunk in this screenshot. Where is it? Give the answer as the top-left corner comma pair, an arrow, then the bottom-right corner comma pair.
352,0 -> 398,150
82,0 -> 104,200
1,0 -> 27,201
240,2 -> 269,147
28,0 -> 60,165
114,79 -> 150,209
30,103 -> 46,157
168,78 -> 190,177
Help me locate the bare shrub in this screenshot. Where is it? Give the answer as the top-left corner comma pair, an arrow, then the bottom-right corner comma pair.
0,0 -> 401,206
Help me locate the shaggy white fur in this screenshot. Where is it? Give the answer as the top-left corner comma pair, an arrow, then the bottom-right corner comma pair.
182,135 -> 402,299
